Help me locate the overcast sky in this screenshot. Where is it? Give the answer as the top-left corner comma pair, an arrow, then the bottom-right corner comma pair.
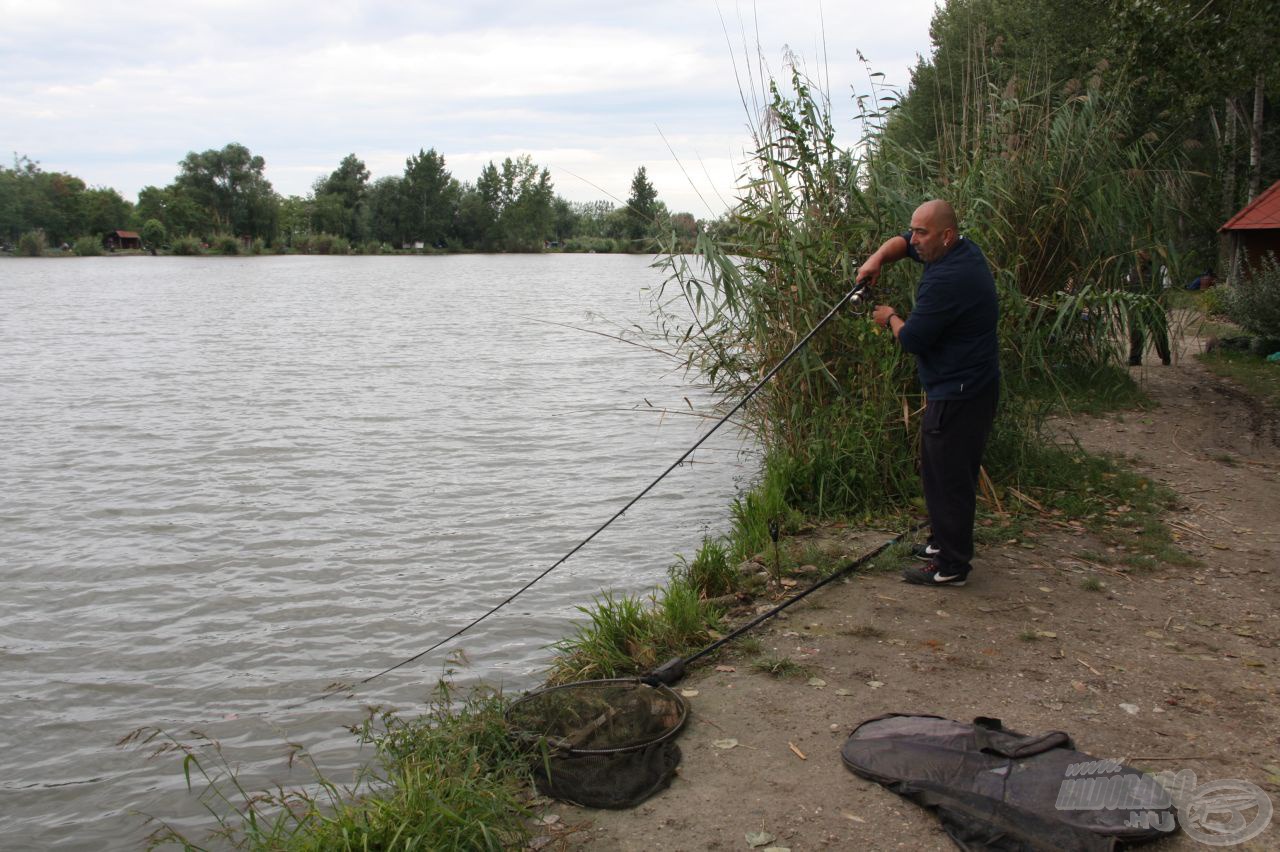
3,0 -> 938,218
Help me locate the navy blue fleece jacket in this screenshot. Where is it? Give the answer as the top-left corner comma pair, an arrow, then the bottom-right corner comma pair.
895,232 -> 1000,400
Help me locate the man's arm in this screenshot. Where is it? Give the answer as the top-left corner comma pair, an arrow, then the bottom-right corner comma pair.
862,234 -> 911,338
856,234 -> 910,287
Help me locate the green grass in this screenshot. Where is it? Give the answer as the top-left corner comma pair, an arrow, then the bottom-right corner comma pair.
751,655 -> 812,679
671,536 -> 737,598
131,680 -> 533,851
1080,576 -> 1105,592
1199,349 -> 1280,410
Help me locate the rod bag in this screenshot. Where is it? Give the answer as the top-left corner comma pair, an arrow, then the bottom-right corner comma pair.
841,714 -> 1177,851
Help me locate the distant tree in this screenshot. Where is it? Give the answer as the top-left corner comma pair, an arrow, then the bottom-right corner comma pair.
79,187 -> 132,236
173,142 -> 279,240
668,211 -> 698,244
496,155 -> 554,250
624,166 -> 659,242
313,153 -> 370,241
276,195 -> 311,247
310,192 -> 347,237
569,200 -> 615,238
140,218 -> 166,250
460,163 -> 504,248
365,176 -> 405,246
402,148 -> 460,247
135,185 -> 211,238
315,154 -> 369,206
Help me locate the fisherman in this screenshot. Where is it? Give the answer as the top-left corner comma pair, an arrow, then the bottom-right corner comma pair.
856,200 -> 1000,587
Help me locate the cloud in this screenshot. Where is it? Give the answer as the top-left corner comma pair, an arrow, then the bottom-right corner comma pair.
1,0 -> 936,215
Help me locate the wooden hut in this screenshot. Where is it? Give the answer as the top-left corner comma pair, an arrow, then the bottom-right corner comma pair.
104,230 -> 142,251
1221,179 -> 1280,280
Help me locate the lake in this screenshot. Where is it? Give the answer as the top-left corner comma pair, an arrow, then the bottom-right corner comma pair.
0,254 -> 752,849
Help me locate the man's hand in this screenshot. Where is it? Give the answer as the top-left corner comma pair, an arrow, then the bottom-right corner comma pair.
873,304 -> 898,328
856,256 -> 883,288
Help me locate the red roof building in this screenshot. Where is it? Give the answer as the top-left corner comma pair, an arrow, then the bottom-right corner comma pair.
1220,179 -> 1280,278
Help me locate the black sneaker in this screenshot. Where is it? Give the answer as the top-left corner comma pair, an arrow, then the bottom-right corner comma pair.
902,561 -> 970,587
911,542 -> 941,561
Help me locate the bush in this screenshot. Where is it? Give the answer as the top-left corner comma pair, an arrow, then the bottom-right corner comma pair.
72,236 -> 101,256
170,236 -> 203,255
330,236 -> 350,255
141,219 -> 166,250
17,231 -> 46,257
212,234 -> 240,255
1198,284 -> 1231,317
563,236 -> 621,253
309,233 -> 334,254
1226,253 -> 1280,339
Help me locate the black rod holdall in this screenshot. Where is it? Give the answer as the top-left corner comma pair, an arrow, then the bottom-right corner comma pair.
841,714 -> 1178,851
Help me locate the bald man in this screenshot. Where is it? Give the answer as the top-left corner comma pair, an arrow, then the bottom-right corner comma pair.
857,200 -> 1000,587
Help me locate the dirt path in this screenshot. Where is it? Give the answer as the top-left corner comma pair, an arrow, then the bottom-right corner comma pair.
538,329 -> 1280,851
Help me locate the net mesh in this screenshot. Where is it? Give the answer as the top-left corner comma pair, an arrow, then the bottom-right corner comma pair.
505,678 -> 687,809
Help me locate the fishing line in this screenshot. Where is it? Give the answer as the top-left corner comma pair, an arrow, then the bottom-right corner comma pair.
354,280 -> 872,688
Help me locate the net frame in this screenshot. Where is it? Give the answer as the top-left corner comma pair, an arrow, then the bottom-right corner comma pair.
505,677 -> 688,755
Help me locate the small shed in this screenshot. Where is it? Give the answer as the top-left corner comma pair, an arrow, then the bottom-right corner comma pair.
104,230 -> 142,251
1220,179 -> 1280,280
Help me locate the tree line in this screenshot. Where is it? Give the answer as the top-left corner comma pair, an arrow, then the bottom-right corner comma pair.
1,146 -> 699,254
880,0 -> 1279,271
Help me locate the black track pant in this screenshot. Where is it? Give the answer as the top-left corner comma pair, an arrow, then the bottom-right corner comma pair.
920,380 -> 1000,570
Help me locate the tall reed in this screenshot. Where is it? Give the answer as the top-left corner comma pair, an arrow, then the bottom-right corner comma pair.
655,56 -> 1189,521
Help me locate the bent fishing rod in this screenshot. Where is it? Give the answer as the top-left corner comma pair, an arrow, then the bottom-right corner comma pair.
354,278 -> 874,687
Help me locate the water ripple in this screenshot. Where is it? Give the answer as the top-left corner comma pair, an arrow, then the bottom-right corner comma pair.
0,254 -> 751,849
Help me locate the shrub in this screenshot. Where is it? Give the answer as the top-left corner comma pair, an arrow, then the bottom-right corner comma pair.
330,236 -> 350,255
1226,253 -> 1280,339
212,234 -> 240,255
72,236 -> 101,256
17,231 -> 46,257
1198,284 -> 1231,317
309,233 -> 334,254
170,236 -> 203,255
562,236 -> 619,253
141,218 -> 166,250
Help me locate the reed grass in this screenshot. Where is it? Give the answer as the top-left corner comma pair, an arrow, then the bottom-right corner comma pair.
127,679 -> 532,851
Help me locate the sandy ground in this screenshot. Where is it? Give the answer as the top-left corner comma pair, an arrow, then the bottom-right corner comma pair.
532,326 -> 1280,851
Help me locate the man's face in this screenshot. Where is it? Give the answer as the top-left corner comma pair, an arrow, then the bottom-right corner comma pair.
909,206 -> 952,263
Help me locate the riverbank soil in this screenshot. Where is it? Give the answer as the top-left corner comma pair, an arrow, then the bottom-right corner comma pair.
536,328 -> 1280,850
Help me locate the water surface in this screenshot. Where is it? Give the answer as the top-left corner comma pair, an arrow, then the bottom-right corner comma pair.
0,254 -> 751,848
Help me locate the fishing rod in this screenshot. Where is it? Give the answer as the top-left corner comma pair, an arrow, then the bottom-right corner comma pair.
355,278 -> 874,686
645,523 -> 924,686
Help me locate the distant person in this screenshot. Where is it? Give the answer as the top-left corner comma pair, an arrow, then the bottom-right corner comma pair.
1125,250 -> 1171,366
1185,269 -> 1216,291
857,200 -> 1000,588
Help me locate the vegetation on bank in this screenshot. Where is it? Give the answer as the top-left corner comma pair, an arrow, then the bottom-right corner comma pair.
2,148 -> 695,256
128,2 -> 1280,848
